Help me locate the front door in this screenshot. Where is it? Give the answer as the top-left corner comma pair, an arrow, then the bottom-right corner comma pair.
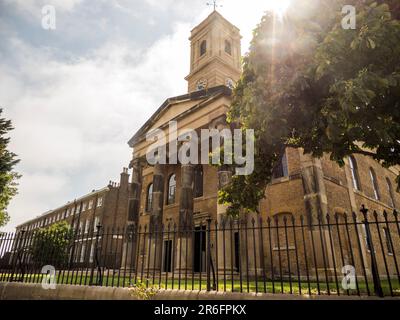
194,226 -> 206,272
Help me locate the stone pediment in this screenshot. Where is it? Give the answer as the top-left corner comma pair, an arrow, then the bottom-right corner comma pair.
128,85 -> 231,147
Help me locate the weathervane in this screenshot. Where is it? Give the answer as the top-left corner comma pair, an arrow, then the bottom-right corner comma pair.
207,0 -> 222,11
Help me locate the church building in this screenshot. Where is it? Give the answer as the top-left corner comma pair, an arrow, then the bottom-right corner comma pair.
126,10 -> 400,277
12,10 -> 400,281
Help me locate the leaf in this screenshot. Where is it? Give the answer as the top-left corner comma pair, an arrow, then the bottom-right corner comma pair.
368,38 -> 376,49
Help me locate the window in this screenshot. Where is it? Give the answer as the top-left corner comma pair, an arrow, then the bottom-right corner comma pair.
89,243 -> 95,263
146,184 -> 153,212
349,156 -> 361,191
80,244 -> 86,263
97,197 -> 103,207
194,165 -> 204,198
369,168 -> 380,201
88,200 -> 93,210
225,40 -> 232,55
383,227 -> 393,255
79,221 -> 84,234
362,224 -> 372,252
94,216 -> 100,231
167,174 -> 176,205
272,152 -> 289,179
85,219 -> 90,234
82,202 -> 87,212
200,40 -> 207,56
386,178 -> 395,208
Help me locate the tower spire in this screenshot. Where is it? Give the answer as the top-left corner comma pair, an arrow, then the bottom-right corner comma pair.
186,4 -> 241,92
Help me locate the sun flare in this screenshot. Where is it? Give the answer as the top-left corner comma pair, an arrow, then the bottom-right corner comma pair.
265,0 -> 291,16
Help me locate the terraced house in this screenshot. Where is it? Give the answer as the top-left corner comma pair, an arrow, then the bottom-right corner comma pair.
14,168 -> 131,267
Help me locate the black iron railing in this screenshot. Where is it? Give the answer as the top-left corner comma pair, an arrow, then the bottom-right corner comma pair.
0,206 -> 399,297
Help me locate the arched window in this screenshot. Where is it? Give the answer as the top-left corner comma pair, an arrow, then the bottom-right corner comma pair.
369,168 -> 380,201
146,183 -> 153,212
225,40 -> 232,55
194,165 -> 204,198
167,174 -> 176,205
348,156 -> 361,191
200,40 -> 207,56
386,178 -> 395,208
272,151 -> 288,179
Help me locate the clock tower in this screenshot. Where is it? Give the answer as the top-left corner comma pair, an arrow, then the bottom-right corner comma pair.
185,10 -> 242,93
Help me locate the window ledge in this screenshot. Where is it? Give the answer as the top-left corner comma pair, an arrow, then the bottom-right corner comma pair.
272,246 -> 296,251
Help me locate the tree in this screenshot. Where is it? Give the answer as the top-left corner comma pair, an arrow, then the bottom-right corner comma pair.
0,109 -> 20,227
220,0 -> 400,216
29,222 -> 74,267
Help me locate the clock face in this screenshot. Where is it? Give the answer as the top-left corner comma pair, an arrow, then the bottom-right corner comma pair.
196,79 -> 207,91
226,78 -> 235,89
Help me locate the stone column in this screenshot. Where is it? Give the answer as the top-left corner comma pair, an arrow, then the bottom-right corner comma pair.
217,165 -> 233,273
343,157 -> 370,275
300,152 -> 334,275
177,164 -> 194,271
148,164 -> 165,271
122,158 -> 143,271
150,164 -> 165,228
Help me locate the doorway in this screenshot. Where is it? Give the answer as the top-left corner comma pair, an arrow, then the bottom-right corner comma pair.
194,226 -> 206,272
162,240 -> 172,272
234,232 -> 240,272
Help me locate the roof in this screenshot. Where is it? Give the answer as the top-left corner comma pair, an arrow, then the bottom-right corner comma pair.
127,85 -> 232,147
16,186 -> 110,228
190,10 -> 240,37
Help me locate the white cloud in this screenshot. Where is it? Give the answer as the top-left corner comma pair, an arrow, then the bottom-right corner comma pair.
0,0 -> 287,232
1,22 -> 190,231
4,0 -> 84,16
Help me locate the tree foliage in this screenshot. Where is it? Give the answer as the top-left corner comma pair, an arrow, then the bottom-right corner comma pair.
0,109 -> 20,227
29,222 -> 73,267
221,0 -> 400,216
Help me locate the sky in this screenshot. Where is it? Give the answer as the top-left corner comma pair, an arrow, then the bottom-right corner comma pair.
0,0 -> 290,232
